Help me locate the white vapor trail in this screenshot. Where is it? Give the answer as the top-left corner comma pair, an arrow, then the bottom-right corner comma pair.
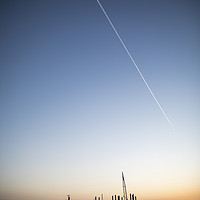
97,0 -> 174,129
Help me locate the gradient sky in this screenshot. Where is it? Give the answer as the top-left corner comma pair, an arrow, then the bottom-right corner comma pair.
0,1 -> 200,200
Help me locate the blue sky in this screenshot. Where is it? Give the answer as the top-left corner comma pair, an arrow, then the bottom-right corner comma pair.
0,1 -> 200,200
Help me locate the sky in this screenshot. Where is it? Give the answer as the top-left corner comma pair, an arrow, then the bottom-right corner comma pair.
0,0 -> 200,200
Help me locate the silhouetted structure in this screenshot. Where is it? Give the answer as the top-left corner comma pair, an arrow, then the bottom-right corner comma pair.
93,173 -> 138,200
122,172 -> 128,200
94,194 -> 104,200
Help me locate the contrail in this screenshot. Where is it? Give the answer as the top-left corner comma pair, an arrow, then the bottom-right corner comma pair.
97,0 -> 174,129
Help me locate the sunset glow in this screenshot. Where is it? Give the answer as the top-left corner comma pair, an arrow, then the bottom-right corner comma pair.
0,1 -> 199,200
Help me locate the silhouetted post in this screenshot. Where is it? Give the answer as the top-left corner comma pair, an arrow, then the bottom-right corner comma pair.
130,193 -> 132,200
115,195 -> 116,200
121,197 -> 123,200
95,196 -> 97,200
112,196 -> 114,200
132,194 -> 134,200
118,196 -> 120,200
98,197 -> 100,200
135,196 -> 136,200
68,196 -> 70,200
